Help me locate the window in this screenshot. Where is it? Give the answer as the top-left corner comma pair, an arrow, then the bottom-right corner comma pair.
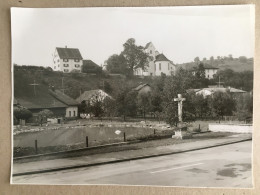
69,111 -> 71,117
159,63 -> 161,71
57,59 -> 59,62
75,64 -> 80,68
74,59 -> 79,62
64,64 -> 69,67
155,64 -> 156,71
73,111 -> 76,116
58,65 -> 59,67
63,59 -> 68,62
54,66 -> 56,69
168,63 -> 170,70
64,69 -> 69,73
150,50 -> 152,54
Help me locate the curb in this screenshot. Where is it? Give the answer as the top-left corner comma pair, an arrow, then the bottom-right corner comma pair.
12,138 -> 251,177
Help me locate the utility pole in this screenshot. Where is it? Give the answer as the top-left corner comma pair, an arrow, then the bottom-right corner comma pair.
29,80 -> 39,96
216,76 -> 224,88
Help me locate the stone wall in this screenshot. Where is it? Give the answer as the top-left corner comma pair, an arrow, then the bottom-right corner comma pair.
208,123 -> 252,133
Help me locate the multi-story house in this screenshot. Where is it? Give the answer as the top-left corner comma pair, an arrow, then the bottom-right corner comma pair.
134,42 -> 176,76
52,46 -> 83,73
191,64 -> 219,79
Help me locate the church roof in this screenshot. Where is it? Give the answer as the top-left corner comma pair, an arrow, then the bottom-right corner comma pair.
144,42 -> 152,49
155,53 -> 170,62
56,47 -> 83,59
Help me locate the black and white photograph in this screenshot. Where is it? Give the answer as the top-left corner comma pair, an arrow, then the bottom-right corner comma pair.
11,5 -> 254,187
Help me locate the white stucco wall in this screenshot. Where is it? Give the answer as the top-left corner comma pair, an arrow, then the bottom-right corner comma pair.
155,61 -> 175,76
52,48 -> 83,73
65,106 -> 78,117
209,123 -> 252,133
205,69 -> 218,79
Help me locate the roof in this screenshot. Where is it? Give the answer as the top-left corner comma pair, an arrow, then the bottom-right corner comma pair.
186,89 -> 201,94
196,87 -> 246,94
49,89 -> 79,106
83,60 -> 99,67
76,89 -> 111,103
155,54 -> 170,62
56,47 -> 83,59
229,87 -> 246,93
144,42 -> 152,49
15,89 -> 78,110
192,64 -> 219,71
133,83 -> 151,91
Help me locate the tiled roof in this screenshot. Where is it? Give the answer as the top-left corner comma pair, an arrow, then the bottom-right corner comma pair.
155,54 -> 170,62
83,60 -> 99,67
56,47 -> 83,59
133,83 -> 151,91
76,89 -> 111,103
49,90 -> 79,106
16,89 -> 78,109
144,42 -> 152,49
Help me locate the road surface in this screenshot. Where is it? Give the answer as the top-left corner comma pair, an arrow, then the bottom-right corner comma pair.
12,141 -> 252,188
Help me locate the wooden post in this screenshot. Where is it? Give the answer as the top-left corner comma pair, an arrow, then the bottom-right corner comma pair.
86,136 -> 89,147
35,140 -> 38,154
123,132 -> 126,142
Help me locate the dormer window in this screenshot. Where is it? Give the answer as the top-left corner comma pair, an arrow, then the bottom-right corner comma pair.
63,59 -> 68,62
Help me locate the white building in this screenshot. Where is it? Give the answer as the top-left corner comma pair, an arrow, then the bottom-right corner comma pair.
52,46 -> 83,73
134,42 -> 176,76
192,64 -> 219,79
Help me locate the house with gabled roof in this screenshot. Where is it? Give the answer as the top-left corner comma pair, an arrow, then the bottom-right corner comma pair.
15,89 -> 79,118
76,89 -> 112,105
191,63 -> 219,79
134,42 -> 176,76
52,46 -> 83,73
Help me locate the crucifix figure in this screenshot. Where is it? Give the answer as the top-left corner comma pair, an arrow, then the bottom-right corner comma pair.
174,94 -> 186,122
29,80 -> 39,96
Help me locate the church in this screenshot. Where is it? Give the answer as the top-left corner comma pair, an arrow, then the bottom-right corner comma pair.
134,42 -> 177,76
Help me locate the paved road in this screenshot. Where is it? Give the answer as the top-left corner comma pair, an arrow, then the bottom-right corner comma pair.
12,141 -> 252,188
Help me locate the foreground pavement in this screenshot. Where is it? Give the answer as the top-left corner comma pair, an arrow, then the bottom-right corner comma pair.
12,141 -> 252,187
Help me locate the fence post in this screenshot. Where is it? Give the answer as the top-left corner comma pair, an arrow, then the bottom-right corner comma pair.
86,136 -> 89,147
35,140 -> 38,154
124,132 -> 126,142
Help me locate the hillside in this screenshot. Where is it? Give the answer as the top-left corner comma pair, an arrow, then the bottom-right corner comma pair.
13,65 -> 154,100
177,57 -> 254,72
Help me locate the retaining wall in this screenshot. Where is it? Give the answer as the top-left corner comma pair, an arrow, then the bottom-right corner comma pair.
208,123 -> 252,133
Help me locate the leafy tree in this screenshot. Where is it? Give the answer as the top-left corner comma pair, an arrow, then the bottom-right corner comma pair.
208,91 -> 236,120
13,106 -> 32,122
103,97 -> 117,119
137,92 -> 152,120
162,68 -> 195,126
194,57 -> 200,64
239,56 -> 247,63
106,54 -> 128,74
38,109 -> 54,126
234,93 -> 253,121
121,38 -> 150,76
228,54 -> 233,60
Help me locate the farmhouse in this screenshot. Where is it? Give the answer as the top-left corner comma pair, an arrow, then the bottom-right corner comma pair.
194,86 -> 246,98
15,89 -> 79,118
191,64 -> 219,79
133,83 -> 152,95
76,89 -> 112,104
52,46 -> 83,73
134,42 -> 176,76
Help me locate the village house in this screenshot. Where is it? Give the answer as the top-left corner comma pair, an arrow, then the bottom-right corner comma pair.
187,85 -> 246,98
133,83 -> 152,95
76,89 -> 112,105
134,42 -> 176,76
191,64 -> 219,79
15,89 -> 79,120
52,46 -> 83,73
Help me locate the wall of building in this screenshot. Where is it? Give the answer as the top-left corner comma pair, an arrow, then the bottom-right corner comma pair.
205,69 -> 218,79
53,49 -> 61,71
155,61 -> 175,76
208,123 -> 252,133
60,59 -> 83,73
66,106 -> 78,117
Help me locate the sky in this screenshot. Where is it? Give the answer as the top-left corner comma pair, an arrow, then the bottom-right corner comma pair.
11,5 -> 255,67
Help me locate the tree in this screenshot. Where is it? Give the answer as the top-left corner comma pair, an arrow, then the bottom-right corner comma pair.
121,38 -> 150,76
194,57 -> 200,64
228,54 -> 233,60
208,91 -> 236,120
38,109 -> 54,126
239,56 -> 247,63
234,93 -> 253,121
13,106 -> 32,122
137,92 -> 152,120
106,54 -> 128,74
162,68 -> 195,126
